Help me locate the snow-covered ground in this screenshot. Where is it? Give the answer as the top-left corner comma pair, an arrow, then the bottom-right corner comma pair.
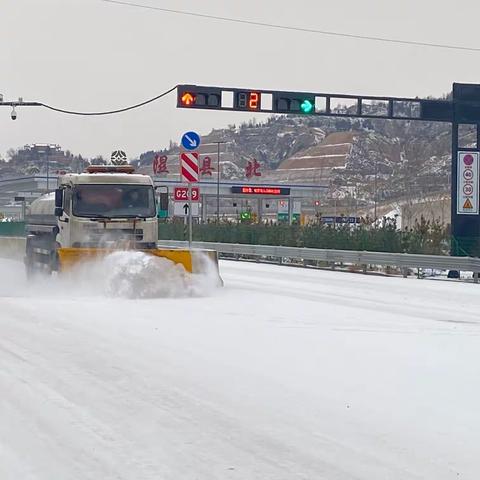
1,255 -> 480,479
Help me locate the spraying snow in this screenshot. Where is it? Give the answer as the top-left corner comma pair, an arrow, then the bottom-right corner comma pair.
101,251 -> 196,298
0,251 -> 219,299
61,251 -> 219,299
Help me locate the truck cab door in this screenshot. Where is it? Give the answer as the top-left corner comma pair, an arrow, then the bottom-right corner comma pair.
58,187 -> 72,247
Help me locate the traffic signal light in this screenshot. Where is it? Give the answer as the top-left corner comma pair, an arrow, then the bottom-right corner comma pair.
180,92 -> 195,106
274,92 -> 315,114
176,84 -> 456,123
301,99 -> 314,113
177,85 -> 222,109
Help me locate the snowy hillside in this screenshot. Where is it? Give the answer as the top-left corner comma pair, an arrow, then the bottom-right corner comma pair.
136,110 -> 462,208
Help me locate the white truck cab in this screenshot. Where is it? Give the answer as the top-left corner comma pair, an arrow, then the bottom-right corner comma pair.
26,165 -> 158,273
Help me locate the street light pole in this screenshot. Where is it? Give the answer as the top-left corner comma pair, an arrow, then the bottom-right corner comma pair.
38,145 -> 54,192
46,149 -> 50,192
355,183 -> 358,220
334,196 -> 337,228
214,141 -> 226,223
374,159 -> 378,227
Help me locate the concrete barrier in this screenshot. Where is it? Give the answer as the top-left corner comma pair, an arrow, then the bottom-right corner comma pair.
0,236 -> 26,260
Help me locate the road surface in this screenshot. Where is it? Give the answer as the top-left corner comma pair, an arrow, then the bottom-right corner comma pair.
1,255 -> 479,479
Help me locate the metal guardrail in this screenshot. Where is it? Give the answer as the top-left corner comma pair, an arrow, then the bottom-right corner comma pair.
1,236 -> 478,281
158,240 -> 480,281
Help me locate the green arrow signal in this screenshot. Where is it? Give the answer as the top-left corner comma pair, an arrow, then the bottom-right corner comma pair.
300,99 -> 314,113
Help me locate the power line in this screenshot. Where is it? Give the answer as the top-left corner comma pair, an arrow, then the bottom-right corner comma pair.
101,0 -> 480,53
38,85 -> 177,115
1,85 -> 176,116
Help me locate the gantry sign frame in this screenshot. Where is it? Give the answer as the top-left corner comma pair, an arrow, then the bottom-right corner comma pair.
177,83 -> 480,257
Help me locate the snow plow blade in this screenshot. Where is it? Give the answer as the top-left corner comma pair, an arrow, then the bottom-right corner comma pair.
56,247 -> 223,284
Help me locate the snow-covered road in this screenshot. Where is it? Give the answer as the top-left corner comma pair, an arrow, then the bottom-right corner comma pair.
1,257 -> 480,479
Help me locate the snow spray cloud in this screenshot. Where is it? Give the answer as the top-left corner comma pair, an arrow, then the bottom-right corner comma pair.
74,251 -> 220,298
0,251 -> 220,299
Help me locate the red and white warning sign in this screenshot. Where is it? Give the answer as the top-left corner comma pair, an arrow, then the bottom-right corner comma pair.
458,151 -> 479,215
180,152 -> 199,183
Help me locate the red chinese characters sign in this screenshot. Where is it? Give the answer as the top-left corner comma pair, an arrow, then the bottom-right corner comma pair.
200,156 -> 214,176
153,154 -> 169,175
245,158 -> 261,178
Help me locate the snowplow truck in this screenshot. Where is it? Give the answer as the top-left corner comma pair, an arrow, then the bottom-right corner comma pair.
25,165 -> 221,280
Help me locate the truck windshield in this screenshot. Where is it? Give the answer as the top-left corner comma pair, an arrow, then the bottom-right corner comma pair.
72,184 -> 156,218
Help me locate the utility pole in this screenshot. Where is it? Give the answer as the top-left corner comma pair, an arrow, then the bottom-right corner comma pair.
37,144 -> 56,192
329,181 -> 337,228
355,183 -> 358,225
214,141 -> 226,223
373,159 -> 378,227
334,196 -> 337,228
46,149 -> 50,192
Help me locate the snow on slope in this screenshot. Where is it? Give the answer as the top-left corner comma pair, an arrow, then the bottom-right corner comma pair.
1,257 -> 480,479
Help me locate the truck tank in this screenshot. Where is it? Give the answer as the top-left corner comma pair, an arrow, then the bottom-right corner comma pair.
24,193 -> 60,276
28,193 -> 56,218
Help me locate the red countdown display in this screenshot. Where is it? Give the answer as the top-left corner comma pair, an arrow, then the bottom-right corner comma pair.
235,91 -> 261,111
248,92 -> 259,110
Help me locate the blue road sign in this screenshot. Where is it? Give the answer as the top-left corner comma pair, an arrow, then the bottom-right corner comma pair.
181,131 -> 201,151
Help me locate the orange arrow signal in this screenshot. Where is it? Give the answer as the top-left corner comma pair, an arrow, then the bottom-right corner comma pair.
181,92 -> 195,106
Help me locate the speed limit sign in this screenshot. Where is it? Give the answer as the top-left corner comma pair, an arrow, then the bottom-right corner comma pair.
174,187 -> 199,202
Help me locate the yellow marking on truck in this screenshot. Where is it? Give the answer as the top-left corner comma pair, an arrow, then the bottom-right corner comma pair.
57,248 -> 193,273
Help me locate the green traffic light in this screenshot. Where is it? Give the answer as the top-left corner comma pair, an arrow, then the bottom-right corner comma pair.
300,99 -> 314,113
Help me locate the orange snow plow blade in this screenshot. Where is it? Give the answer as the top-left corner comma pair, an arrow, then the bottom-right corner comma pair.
57,247 -> 223,284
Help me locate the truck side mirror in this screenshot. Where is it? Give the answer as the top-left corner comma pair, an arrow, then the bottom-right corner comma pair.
55,188 -> 63,208
54,189 -> 63,217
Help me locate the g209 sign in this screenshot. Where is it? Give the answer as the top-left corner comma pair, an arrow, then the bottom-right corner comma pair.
174,187 -> 199,202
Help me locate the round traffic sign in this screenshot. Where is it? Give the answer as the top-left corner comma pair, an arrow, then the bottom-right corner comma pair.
463,154 -> 474,166
463,184 -> 474,196
181,131 -> 201,151
464,169 -> 474,180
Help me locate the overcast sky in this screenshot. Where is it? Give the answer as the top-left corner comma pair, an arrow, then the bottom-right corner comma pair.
1,0 -> 480,160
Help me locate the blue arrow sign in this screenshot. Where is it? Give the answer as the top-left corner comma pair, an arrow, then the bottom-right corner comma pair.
181,131 -> 201,151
